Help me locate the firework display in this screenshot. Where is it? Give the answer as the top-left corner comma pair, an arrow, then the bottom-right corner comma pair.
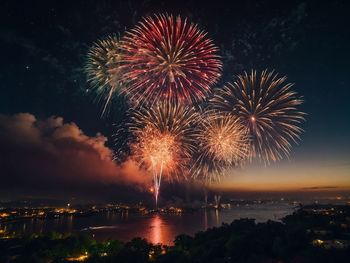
211,70 -> 305,163
119,14 -> 222,105
85,36 -> 123,115
192,112 -> 249,183
128,102 -> 199,206
85,14 -> 306,206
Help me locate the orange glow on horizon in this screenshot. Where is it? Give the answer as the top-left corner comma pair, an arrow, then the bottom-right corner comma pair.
210,160 -> 350,192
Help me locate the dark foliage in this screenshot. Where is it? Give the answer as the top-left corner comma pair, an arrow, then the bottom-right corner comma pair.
1,208 -> 349,262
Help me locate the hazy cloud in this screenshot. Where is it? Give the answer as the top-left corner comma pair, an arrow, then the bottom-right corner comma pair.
0,113 -> 150,200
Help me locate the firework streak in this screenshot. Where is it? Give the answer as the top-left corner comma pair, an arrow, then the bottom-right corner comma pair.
128,102 -> 199,206
211,70 -> 305,164
120,14 -> 222,106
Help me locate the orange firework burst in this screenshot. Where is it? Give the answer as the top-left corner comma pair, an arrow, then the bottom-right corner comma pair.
137,128 -> 178,206
139,128 -> 178,175
85,36 -> 124,115
211,70 -> 305,163
120,14 -> 222,105
129,102 -> 199,207
192,112 -> 249,183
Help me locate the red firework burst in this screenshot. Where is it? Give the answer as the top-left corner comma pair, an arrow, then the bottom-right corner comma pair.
120,14 -> 222,105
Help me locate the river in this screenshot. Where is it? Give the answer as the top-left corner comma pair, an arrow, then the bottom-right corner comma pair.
1,203 -> 295,245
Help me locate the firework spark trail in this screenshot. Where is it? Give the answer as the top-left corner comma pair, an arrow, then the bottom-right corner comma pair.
128,102 -> 200,207
192,112 -> 249,184
85,36 -> 123,115
142,129 -> 175,207
211,70 -> 305,164
120,14 -> 222,106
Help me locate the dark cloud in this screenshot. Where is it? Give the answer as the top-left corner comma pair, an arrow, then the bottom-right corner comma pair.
0,30 -> 65,73
301,186 -> 339,190
0,113 -> 150,201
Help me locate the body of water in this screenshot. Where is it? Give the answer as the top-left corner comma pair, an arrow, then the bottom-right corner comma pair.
1,203 -> 295,245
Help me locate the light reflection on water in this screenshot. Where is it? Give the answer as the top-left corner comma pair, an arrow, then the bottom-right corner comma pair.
150,214 -> 162,244
1,204 -> 294,245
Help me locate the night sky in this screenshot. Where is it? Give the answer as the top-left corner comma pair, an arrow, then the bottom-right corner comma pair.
0,0 -> 349,202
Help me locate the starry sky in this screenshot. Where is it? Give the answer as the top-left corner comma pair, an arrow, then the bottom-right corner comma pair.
0,0 -> 349,202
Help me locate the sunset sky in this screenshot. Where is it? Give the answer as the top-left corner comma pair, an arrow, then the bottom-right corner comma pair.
217,160 -> 350,192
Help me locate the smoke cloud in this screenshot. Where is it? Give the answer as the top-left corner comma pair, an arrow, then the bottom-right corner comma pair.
0,113 -> 150,201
